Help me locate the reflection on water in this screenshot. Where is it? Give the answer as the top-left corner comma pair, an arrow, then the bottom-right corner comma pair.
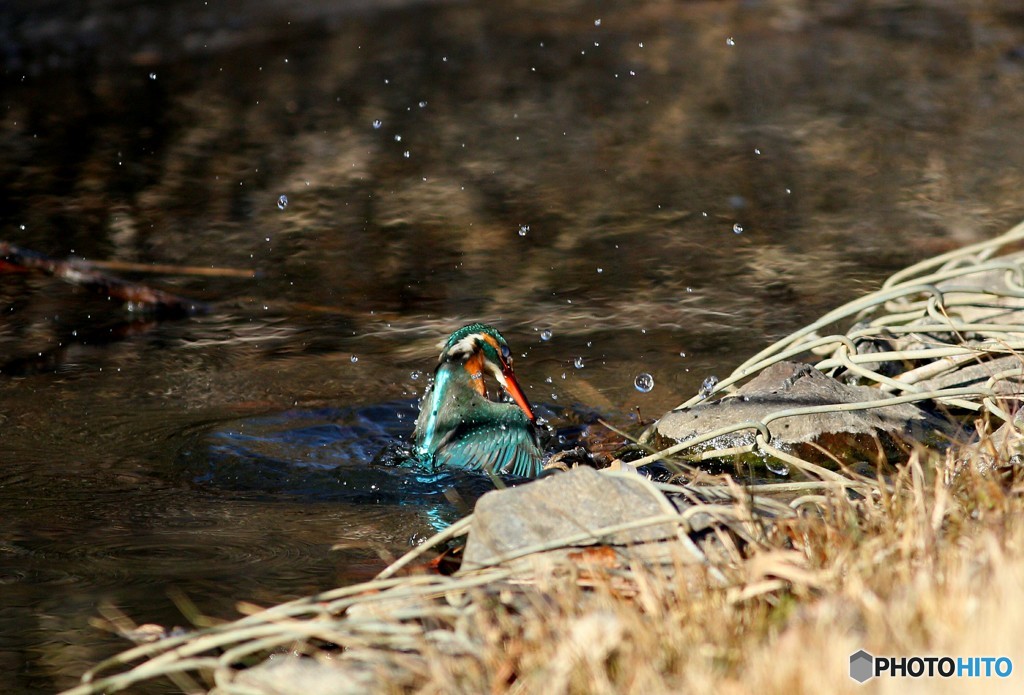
3,0 -> 1024,690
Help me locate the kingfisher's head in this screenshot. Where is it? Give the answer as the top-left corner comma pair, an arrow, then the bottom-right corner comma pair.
436,323 -> 535,422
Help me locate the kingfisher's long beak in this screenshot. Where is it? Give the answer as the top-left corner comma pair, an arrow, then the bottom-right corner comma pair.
496,363 -> 536,423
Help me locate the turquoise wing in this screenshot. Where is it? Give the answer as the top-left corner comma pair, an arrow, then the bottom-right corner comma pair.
433,423 -> 544,478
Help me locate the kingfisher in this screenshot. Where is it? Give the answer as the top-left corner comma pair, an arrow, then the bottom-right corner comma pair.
413,323 -> 544,478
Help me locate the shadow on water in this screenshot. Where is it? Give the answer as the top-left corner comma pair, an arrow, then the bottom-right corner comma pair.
185,401 -> 505,532
193,402 -> 425,498
185,399 -> 599,510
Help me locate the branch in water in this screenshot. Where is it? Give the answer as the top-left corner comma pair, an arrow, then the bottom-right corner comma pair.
0,241 -> 210,317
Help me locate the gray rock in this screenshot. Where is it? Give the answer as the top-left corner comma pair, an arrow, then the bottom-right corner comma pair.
656,361 -> 946,447
461,467 -> 680,570
913,354 -> 1024,394
932,262 -> 1024,327
233,656 -> 377,695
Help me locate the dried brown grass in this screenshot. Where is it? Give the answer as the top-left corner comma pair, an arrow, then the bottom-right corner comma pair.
388,447 -> 1024,695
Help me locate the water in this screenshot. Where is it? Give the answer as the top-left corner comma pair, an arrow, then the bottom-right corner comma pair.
699,375 -> 720,399
4,0 -> 1024,691
634,372 -> 655,393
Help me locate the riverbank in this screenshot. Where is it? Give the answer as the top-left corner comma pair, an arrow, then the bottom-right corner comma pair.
61,222 -> 1024,693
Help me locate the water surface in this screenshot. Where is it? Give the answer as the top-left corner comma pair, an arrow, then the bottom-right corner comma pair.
3,0 -> 1024,690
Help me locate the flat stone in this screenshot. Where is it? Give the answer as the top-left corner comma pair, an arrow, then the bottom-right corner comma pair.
656,361 -> 946,447
461,467 -> 679,570
913,354 -> 1024,393
932,260 -> 1024,327
234,656 -> 377,695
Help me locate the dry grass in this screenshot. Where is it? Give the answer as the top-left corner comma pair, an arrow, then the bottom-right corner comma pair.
389,449 -> 1024,695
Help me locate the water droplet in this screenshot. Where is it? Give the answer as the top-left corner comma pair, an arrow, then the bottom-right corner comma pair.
418,101 -> 427,108
372,119 -> 382,129
277,194 -> 289,210
754,148 -> 761,155
540,329 -> 552,341
732,223 -> 744,234
594,18 -> 601,26
518,224 -> 530,237
726,37 -> 735,46
699,375 -> 719,398
394,134 -> 402,142
551,393 -> 559,401
410,370 -> 422,381
634,373 -> 654,393
766,459 -> 790,476
639,42 -> 644,48
679,351 -> 686,357
544,376 -> 553,384
573,357 -> 585,369
597,267 -> 603,273
785,188 -> 792,194
350,355 -> 359,363
148,72 -> 156,80
403,150 -> 410,158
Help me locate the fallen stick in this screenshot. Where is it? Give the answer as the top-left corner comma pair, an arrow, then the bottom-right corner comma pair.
0,241 -> 209,316
78,258 -> 257,279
